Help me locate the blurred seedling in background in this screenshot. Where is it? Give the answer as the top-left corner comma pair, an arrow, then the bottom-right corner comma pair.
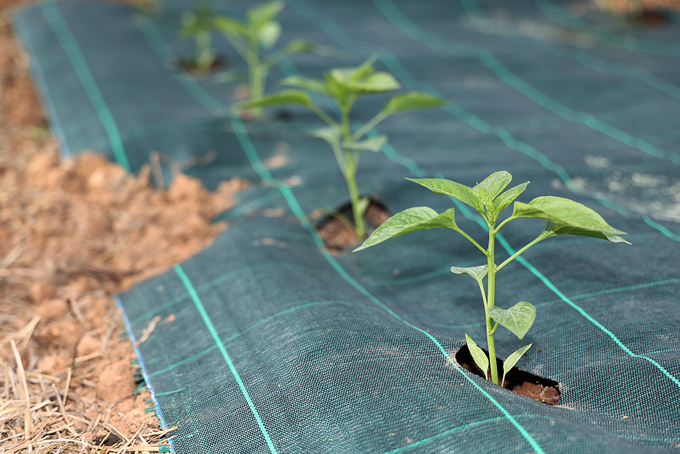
355,172 -> 628,386
214,0 -> 332,118
179,1 -> 224,73
240,56 -> 448,240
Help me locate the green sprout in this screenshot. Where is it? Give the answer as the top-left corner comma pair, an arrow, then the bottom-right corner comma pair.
355,172 -> 628,386
214,0 -> 327,118
180,1 -> 222,73
240,56 -> 448,240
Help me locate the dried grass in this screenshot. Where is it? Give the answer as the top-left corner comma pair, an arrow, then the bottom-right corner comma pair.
1,341 -> 176,454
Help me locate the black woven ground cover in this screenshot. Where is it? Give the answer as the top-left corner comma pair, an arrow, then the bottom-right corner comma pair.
14,0 -> 680,452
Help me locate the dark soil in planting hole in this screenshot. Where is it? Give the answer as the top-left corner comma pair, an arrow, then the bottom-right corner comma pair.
634,10 -> 671,26
176,55 -> 227,75
316,198 -> 390,254
456,344 -> 560,406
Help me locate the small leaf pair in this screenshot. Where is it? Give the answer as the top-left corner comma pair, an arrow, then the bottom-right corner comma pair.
466,335 -> 532,387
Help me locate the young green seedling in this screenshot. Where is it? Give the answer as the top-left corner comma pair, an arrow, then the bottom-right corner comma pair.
180,1 -> 222,73
355,172 -> 628,386
214,0 -> 328,118
239,56 -> 448,240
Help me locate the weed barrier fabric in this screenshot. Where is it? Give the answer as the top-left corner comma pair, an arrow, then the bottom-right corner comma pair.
14,0 -> 680,452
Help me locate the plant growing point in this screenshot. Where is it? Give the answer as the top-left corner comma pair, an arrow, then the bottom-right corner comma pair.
214,0 -> 330,118
240,56 -> 448,240
355,172 -> 628,386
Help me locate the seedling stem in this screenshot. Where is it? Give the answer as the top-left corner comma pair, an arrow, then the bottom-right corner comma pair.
355,172 -> 629,386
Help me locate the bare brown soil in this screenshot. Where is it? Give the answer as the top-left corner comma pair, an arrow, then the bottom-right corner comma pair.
455,344 -> 561,406
0,2 -> 249,452
177,55 -> 228,76
316,199 -> 391,254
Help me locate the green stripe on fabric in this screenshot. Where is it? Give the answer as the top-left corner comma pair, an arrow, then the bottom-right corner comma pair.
133,15 -> 226,116
373,0 -> 680,165
147,300 -> 352,378
173,264 -> 278,454
228,114 -> 546,454
132,263 -> 281,324
476,50 -> 680,164
643,217 -> 680,242
131,6 -> 678,448
460,0 -> 680,102
287,0 -> 680,388
383,416 -> 508,454
549,278 -> 680,304
494,235 -> 680,389
127,21 -> 537,448
291,0 -> 680,248
40,1 -> 131,172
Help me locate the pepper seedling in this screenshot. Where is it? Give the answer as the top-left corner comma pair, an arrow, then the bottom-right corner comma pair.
355,172 -> 628,386
214,0 -> 329,119
239,56 -> 448,240
179,1 -> 223,73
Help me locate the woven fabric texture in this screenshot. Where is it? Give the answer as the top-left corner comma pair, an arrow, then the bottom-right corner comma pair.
14,0 -> 680,452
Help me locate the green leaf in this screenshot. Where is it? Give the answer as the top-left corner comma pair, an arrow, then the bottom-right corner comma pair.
354,207 -> 457,252
450,265 -> 488,284
476,183 -> 494,212
548,224 -> 630,244
478,171 -> 512,201
330,56 -> 378,84
380,92 -> 449,117
324,73 -> 349,103
494,182 -> 529,213
349,55 -> 378,81
348,72 -> 400,95
214,17 -> 250,37
406,178 -> 484,213
238,90 -> 314,110
281,76 -> 330,96
502,344 -> 532,387
247,0 -> 285,28
512,196 -> 626,239
488,302 -> 536,340
465,334 -> 489,380
309,126 -> 341,148
344,135 -> 387,152
257,21 -> 281,48
282,39 -> 317,55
